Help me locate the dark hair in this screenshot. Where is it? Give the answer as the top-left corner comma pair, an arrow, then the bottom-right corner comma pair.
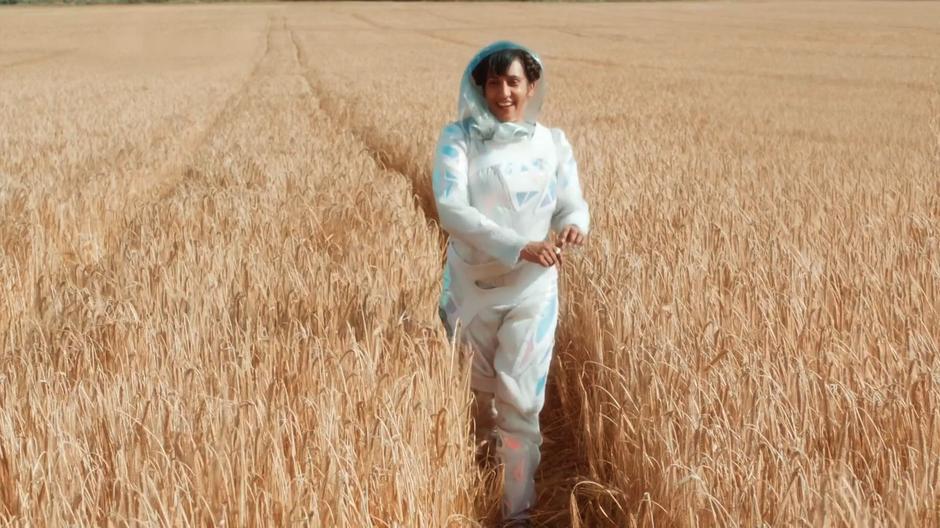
471,49 -> 542,87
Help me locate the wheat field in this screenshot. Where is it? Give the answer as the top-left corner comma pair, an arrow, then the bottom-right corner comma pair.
1,2 -> 938,526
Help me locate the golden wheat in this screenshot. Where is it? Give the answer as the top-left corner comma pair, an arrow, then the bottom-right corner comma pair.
1,2 -> 938,527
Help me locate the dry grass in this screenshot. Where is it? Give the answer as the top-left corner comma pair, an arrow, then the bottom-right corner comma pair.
1,2 -> 939,526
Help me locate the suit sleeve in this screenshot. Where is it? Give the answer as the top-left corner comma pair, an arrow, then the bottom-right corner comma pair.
432,124 -> 528,268
551,129 -> 591,234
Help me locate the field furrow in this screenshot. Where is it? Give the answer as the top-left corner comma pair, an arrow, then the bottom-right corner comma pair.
0,48 -> 76,71
0,8 -> 273,337
288,19 -> 607,527
284,4 -> 940,525
2,10 -> 473,526
1,2 -> 939,527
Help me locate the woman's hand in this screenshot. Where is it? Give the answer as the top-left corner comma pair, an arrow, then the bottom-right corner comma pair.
519,241 -> 562,267
557,225 -> 585,248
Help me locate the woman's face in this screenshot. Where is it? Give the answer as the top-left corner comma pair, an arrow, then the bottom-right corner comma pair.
483,58 -> 537,123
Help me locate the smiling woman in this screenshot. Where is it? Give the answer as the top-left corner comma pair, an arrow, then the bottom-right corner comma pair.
432,41 -> 591,528
471,48 -> 543,124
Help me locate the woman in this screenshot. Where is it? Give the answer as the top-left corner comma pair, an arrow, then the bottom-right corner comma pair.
432,41 -> 590,527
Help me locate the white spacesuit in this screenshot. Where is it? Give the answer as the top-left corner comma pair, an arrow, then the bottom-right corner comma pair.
432,42 -> 591,523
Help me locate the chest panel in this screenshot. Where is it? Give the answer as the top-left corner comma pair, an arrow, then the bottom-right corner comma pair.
467,128 -> 559,216
473,160 -> 555,213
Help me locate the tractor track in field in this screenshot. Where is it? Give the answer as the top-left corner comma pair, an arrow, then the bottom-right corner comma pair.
40,16 -> 276,271
413,28 -> 622,70
409,7 -> 652,53
129,17 -> 277,206
337,9 -> 622,71
286,21 -> 602,528
9,16 -> 278,270
0,48 -> 76,72
98,14 -> 285,249
6,16 -> 272,207
286,26 -> 441,229
28,16 -> 280,359
429,29 -> 621,69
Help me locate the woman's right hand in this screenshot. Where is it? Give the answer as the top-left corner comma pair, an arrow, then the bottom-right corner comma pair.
519,241 -> 562,267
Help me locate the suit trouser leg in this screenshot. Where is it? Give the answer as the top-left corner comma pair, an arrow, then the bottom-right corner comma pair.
456,289 -> 558,522
492,292 -> 558,521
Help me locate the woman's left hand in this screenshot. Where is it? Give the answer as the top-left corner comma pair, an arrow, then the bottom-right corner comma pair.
557,225 -> 585,248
